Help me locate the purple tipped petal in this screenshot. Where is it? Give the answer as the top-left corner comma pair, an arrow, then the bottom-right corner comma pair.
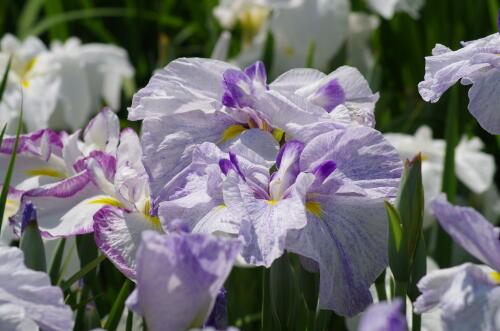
309,79 -> 346,112
311,160 -> 337,183
219,159 -> 233,176
271,140 -> 305,200
125,231 -> 241,331
222,69 -> 254,108
244,61 -> 268,89
19,201 -> 36,233
358,299 -> 406,331
275,140 -> 305,169
430,194 -> 500,271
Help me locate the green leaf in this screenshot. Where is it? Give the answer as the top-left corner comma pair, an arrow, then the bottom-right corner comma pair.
435,87 -> 459,268
0,55 -> 12,102
385,201 -> 407,280
306,40 -> 316,68
0,97 -> 22,234
43,0 -> 68,40
398,156 -> 424,267
49,238 -> 66,285
408,233 -> 427,302
0,124 -> 7,149
20,221 -> 47,272
104,279 -> 133,331
60,254 -> 106,291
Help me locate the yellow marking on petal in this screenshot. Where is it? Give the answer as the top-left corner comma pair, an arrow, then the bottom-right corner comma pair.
6,200 -> 17,205
219,125 -> 247,143
22,80 -> 30,88
216,204 -> 226,211
272,129 -> 285,143
143,200 -> 162,229
491,272 -> 500,284
306,200 -> 324,219
267,200 -> 278,205
420,153 -> 429,161
25,169 -> 67,178
23,57 -> 38,75
87,198 -> 125,208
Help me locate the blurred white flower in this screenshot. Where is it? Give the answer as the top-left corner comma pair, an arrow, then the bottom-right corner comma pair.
270,0 -> 350,74
366,0 -> 425,20
384,126 -> 495,227
0,34 -> 134,133
347,12 -> 380,76
0,34 -> 60,133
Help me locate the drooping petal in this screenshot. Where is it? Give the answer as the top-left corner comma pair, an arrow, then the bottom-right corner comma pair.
358,299 -> 406,331
466,68 -> 500,134
93,206 -> 162,279
286,194 -> 388,316
414,263 -> 500,331
430,195 -> 500,271
83,108 -> 120,156
125,231 -> 241,331
0,246 -> 74,331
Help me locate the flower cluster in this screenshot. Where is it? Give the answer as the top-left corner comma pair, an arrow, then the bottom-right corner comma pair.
0,34 -> 133,133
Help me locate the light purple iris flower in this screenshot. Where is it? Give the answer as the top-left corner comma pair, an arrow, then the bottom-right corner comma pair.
358,299 -> 406,331
418,12 -> 500,134
125,231 -> 241,331
159,125 -> 402,316
0,246 -> 74,331
414,194 -> 500,331
128,58 -> 377,203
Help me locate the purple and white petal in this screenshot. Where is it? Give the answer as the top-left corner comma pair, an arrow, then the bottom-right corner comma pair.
17,171 -> 103,237
300,126 -> 402,198
430,194 -> 500,271
83,108 -> 120,155
414,263 -> 500,331
286,195 -> 388,316
226,171 -> 315,266
125,231 -> 241,331
94,206 -> 163,280
0,246 -> 74,331
358,299 -> 406,331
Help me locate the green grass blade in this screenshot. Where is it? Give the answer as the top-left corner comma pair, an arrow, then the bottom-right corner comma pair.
0,55 -> 12,102
60,254 -> 106,291
0,124 -> 7,149
28,8 -> 183,37
17,0 -> 45,39
0,98 -> 23,235
104,279 -> 132,331
435,87 -> 459,268
49,238 -> 67,285
43,0 -> 68,40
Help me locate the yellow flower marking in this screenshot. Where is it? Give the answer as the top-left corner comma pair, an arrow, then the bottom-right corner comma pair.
87,197 -> 126,208
267,200 -> 278,205
306,200 -> 324,219
143,200 -> 162,229
491,272 -> 500,284
272,129 -> 285,143
216,204 -> 226,211
219,124 -> 247,143
21,57 -> 38,88
25,169 -> 67,178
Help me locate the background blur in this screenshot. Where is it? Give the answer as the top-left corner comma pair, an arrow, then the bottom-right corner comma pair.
1,1 -> 499,328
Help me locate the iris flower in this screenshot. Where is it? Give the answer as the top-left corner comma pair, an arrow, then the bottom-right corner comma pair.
159,125 -> 402,316
418,13 -> 500,134
414,194 -> 500,330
